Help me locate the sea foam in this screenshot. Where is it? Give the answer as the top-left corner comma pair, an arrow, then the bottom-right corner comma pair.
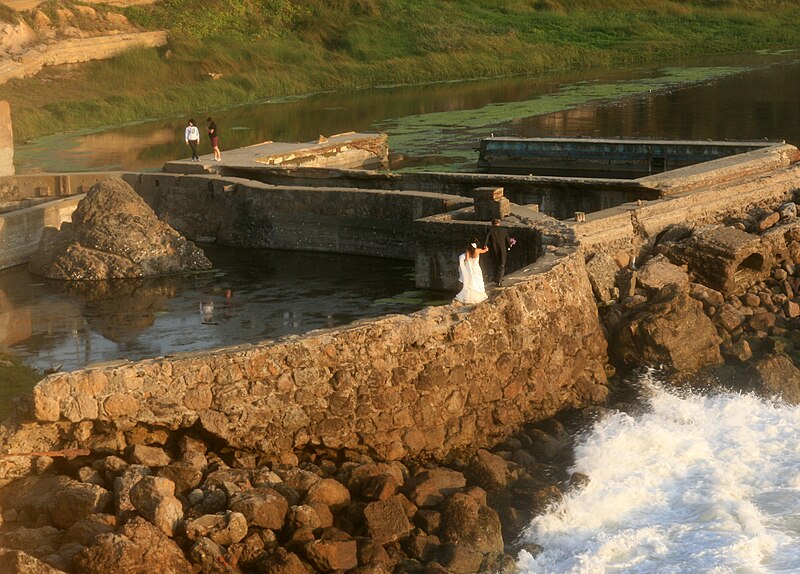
517,374 -> 800,573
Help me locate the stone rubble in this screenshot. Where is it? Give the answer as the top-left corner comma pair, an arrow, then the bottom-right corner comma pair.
0,418 -> 580,574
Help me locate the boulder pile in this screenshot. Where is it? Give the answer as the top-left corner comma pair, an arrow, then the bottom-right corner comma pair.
591,199 -> 800,401
0,418 -> 579,573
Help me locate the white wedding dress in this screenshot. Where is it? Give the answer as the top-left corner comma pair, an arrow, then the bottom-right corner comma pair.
454,253 -> 488,304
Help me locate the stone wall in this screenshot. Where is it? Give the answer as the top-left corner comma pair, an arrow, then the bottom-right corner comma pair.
124,173 -> 471,261
1,172 -> 122,207
13,246 -> 607,477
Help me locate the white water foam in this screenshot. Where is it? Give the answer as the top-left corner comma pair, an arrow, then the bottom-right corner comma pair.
517,374 -> 800,574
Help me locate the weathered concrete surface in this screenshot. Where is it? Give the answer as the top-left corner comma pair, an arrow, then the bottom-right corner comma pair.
163,133 -> 389,172
1,172 -> 122,208
0,32 -> 167,85
571,154 -> 800,257
478,136 -> 778,178
28,178 -> 211,280
0,101 -> 12,176
0,195 -> 82,270
222,164 -> 656,220
125,172 -> 470,262
0,246 -> 608,479
414,205 -> 544,291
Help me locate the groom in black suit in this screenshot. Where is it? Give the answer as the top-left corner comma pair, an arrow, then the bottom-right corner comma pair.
484,219 -> 512,286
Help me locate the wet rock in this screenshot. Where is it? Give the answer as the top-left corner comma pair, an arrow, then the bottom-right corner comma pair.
185,511 -> 248,546
74,517 -> 191,574
363,495 -> 414,545
29,177 -> 211,280
437,542 -> 485,574
747,353 -> 800,404
129,476 -> 183,537
610,284 -> 722,373
406,468 -> 466,508
229,487 -> 288,530
439,489 -> 503,556
465,449 -> 509,491
721,339 -> 752,363
0,549 -> 68,574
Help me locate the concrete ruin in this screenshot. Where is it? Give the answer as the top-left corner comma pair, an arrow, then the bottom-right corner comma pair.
0,101 -> 13,176
1,134 -> 800,481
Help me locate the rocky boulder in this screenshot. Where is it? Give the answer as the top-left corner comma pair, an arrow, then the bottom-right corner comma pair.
746,353 -> 800,404
74,517 -> 191,574
29,177 -> 211,280
439,489 -> 504,556
0,549 -> 68,574
610,283 -> 722,373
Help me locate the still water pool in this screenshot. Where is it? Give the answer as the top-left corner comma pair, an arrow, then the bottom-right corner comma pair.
0,247 -> 446,374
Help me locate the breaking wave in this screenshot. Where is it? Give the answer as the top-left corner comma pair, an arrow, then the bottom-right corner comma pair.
517,373 -> 800,573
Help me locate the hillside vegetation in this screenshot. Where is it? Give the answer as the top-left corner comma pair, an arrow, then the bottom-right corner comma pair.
2,0 -> 800,141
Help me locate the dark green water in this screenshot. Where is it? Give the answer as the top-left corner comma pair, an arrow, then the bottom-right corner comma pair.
14,51 -> 800,174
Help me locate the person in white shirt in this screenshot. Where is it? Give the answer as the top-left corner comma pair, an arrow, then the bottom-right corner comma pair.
184,119 -> 200,161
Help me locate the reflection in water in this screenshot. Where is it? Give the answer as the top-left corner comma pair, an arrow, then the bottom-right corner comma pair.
15,52 -> 800,174
0,247 -> 444,372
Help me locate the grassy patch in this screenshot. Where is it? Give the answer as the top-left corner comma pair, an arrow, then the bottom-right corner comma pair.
0,351 -> 43,420
2,0 -> 800,140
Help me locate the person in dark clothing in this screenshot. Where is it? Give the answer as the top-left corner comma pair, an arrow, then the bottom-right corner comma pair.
206,117 -> 221,161
484,219 -> 512,286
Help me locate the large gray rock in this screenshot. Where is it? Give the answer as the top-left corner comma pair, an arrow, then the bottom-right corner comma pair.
29,177 -> 211,280
637,255 -> 689,293
610,284 -> 722,373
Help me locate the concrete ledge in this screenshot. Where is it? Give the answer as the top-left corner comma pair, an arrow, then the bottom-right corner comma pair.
0,195 -> 82,269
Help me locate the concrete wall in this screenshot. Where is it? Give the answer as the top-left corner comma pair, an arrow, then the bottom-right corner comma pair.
0,172 -> 121,207
571,155 -> 800,256
0,196 -> 82,269
15,246 -> 608,472
222,166 -> 659,220
0,101 -> 12,177
478,136 -> 778,178
124,173 -> 471,261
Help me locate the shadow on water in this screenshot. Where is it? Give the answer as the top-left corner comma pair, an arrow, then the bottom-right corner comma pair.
0,246 -> 447,376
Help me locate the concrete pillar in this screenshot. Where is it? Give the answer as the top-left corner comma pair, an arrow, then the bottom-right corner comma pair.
473,186 -> 510,221
0,101 -> 13,176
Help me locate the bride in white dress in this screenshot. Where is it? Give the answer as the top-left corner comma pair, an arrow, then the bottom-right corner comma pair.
455,238 -> 488,304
